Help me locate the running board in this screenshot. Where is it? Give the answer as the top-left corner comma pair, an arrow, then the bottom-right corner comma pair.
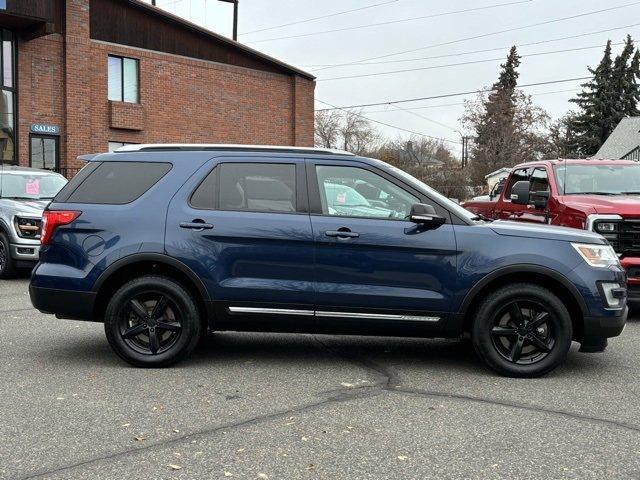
228,306 -> 440,322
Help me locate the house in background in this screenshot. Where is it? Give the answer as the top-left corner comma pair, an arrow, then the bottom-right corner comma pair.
485,167 -> 511,190
594,117 -> 640,161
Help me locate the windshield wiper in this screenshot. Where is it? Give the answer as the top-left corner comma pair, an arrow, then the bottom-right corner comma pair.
620,191 -> 640,195
471,214 -> 494,222
1,196 -> 35,200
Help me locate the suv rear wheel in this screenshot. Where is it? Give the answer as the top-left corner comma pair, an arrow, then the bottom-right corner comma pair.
0,233 -> 15,279
472,283 -> 572,377
104,275 -> 202,367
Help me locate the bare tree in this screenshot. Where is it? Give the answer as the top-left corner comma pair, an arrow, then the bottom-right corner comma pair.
314,110 -> 341,148
378,136 -> 470,201
314,109 -> 379,155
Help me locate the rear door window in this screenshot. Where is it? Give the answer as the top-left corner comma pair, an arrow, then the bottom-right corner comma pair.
218,163 -> 296,213
62,161 -> 171,204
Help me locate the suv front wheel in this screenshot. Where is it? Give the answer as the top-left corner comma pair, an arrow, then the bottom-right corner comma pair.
104,275 -> 202,367
472,283 -> 573,377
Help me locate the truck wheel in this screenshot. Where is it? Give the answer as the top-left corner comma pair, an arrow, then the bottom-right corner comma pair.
472,283 -> 572,378
104,275 -> 202,367
0,233 -> 16,279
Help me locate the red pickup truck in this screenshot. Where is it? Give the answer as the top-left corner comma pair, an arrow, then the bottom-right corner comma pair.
463,159 -> 640,304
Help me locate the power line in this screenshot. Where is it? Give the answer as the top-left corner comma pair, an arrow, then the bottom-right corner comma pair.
313,1 -> 640,72
315,99 -> 462,145
302,22 -> 640,68
388,103 -> 460,133
241,0 -> 400,36
318,42 -> 627,82
249,0 -> 534,43
360,88 -> 579,113
315,76 -> 592,111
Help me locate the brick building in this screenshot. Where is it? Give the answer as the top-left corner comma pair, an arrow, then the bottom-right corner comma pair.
0,0 -> 315,176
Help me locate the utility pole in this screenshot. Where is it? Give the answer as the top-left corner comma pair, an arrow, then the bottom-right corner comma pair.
461,136 -> 469,168
218,0 -> 239,41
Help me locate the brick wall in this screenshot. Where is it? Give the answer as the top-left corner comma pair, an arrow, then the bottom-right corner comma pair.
15,0 -> 316,171
88,41 -> 315,152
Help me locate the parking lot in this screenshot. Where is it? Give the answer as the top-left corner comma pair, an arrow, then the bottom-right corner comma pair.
1,276 -> 639,480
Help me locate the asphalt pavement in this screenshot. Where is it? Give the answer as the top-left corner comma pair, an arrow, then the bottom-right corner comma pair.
1,276 -> 639,480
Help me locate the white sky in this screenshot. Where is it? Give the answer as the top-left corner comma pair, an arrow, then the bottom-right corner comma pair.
148,0 -> 640,153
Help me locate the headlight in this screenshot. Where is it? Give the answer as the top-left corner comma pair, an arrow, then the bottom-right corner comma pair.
595,222 -> 618,233
572,243 -> 620,268
13,216 -> 41,239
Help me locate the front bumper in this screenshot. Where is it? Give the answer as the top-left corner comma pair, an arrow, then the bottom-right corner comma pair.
29,284 -> 97,321
10,242 -> 40,260
620,257 -> 640,305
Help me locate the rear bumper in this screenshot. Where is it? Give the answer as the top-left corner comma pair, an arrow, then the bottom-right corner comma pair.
29,284 -> 97,321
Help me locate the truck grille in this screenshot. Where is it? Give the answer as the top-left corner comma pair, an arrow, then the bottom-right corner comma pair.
616,219 -> 640,256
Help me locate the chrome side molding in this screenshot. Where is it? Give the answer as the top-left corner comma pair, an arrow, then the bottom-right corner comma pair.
228,307 -> 440,322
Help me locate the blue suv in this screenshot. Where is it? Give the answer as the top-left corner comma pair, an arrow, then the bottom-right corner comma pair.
29,145 -> 628,377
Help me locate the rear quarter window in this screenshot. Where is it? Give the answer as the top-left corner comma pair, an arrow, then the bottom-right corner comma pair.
58,161 -> 172,205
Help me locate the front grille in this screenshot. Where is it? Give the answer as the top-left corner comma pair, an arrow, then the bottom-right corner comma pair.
616,219 -> 640,256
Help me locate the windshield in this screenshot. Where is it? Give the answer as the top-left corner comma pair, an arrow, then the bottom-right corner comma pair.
554,163 -> 640,195
372,159 -> 478,222
0,171 -> 68,200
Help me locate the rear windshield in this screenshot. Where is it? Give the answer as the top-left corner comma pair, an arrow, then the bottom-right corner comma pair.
55,161 -> 171,205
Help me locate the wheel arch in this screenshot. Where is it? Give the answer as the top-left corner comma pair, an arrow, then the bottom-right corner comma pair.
459,264 -> 587,340
92,253 -> 212,329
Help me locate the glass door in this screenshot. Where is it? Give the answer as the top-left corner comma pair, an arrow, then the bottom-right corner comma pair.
30,135 -> 59,171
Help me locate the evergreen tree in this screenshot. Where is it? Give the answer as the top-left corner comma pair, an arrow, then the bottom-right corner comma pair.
566,40 -> 616,156
565,37 -> 640,157
467,46 -> 521,185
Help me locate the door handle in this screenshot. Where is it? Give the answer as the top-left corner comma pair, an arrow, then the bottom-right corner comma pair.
180,220 -> 214,230
325,230 -> 359,239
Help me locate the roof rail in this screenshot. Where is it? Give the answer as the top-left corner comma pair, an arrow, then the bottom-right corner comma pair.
114,144 -> 356,156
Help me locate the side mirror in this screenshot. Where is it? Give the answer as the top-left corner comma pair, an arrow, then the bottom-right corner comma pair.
409,203 -> 446,228
510,181 -> 530,205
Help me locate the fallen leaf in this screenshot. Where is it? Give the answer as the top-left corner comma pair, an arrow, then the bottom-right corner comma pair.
122,423 -> 131,427
307,464 -> 316,471
167,464 -> 182,470
236,448 -> 245,453
301,436 -> 308,442
398,456 -> 408,461
346,426 -> 354,431
257,474 -> 268,479
224,472 -> 233,477
134,436 -> 147,442
173,429 -> 180,433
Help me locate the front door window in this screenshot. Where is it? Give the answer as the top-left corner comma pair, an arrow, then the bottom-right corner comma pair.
30,135 -> 58,170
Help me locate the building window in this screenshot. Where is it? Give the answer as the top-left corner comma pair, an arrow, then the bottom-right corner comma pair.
0,29 -> 14,164
108,141 -> 136,152
30,135 -> 59,170
108,55 -> 139,103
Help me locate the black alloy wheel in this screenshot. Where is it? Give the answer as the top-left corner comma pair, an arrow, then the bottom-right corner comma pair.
104,275 -> 202,367
490,300 -> 555,365
472,283 -> 572,377
119,293 -> 183,355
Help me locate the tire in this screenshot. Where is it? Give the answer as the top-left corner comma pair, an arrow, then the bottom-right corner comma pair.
0,232 -> 16,279
104,275 -> 202,367
471,283 -> 573,378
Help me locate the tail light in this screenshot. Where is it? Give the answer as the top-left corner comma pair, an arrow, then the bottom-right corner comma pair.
41,210 -> 81,246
